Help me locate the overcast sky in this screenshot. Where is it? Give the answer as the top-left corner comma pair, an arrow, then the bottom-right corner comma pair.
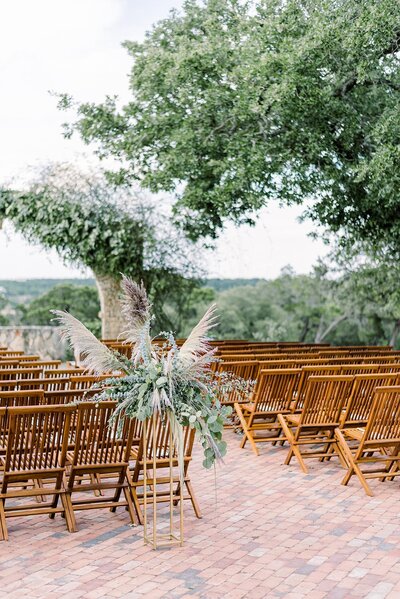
0,0 -> 327,280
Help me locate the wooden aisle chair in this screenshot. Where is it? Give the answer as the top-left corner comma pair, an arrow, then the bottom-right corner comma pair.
64,401 -> 137,529
44,368 -> 85,378
70,374 -> 117,390
340,364 -> 379,376
30,360 -> 62,369
235,369 -> 302,455
335,386 -> 400,496
0,377 -> 70,392
0,367 -> 43,381
0,391 -> 46,476
0,360 -> 20,370
278,375 -> 354,473
340,373 -> 399,430
320,373 -> 399,464
130,415 -> 201,524
0,391 -> 47,500
293,365 -> 342,411
214,361 -> 258,422
0,404 -> 75,540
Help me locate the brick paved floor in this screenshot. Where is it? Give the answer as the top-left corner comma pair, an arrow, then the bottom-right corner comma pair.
1,430 -> 400,598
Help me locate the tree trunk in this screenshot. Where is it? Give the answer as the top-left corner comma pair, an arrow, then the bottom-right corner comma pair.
299,317 -> 310,342
95,274 -> 125,340
314,316 -> 325,344
314,314 -> 347,343
389,319 -> 400,348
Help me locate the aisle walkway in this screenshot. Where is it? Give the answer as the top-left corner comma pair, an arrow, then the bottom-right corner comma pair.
1,431 -> 400,598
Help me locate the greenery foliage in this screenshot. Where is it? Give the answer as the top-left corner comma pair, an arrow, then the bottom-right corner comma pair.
0,164 -> 196,281
181,266 -> 400,348
0,293 -> 9,326
2,266 -> 400,348
19,284 -> 101,337
0,163 -> 201,335
60,0 -> 400,257
54,277 -> 252,469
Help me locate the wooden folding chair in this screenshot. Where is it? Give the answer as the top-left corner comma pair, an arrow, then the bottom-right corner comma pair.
70,374 -> 116,390
293,365 -> 342,411
0,390 -> 45,407
278,375 -> 354,473
64,401 -> 137,529
335,386 -> 400,496
0,404 -> 75,540
0,360 -> 20,370
0,367 -> 43,381
235,369 -> 302,455
214,360 -> 258,426
130,415 -> 201,524
0,377 -> 70,392
340,373 -> 399,430
340,364 -> 379,376
44,368 -> 85,378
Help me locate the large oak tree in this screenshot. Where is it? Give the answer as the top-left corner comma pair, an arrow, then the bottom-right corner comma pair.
0,164 -> 198,338
60,0 -> 400,260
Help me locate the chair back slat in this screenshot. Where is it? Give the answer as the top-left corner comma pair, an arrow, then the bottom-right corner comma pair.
138,414 -> 194,461
0,368 -> 43,381
72,401 -> 133,466
300,375 -> 354,426
342,373 -> 399,427
253,369 -> 301,412
295,365 -> 342,410
362,386 -> 400,442
3,405 -> 73,474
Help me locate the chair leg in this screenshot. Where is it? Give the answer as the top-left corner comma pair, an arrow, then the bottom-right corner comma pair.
130,486 -> 143,525
110,470 -> 125,513
90,473 -> 103,497
60,492 -> 77,533
271,422 -> 283,446
123,486 -> 138,525
335,429 -> 374,497
0,499 -> 7,541
277,415 -> 308,474
235,403 -> 259,456
319,430 -> 335,462
34,479 -> 46,503
185,480 -> 202,519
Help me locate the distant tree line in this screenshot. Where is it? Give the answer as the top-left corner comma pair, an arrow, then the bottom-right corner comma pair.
2,265 -> 399,348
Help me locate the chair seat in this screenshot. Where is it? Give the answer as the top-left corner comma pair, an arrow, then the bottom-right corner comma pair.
344,428 -> 364,441
286,413 -> 300,425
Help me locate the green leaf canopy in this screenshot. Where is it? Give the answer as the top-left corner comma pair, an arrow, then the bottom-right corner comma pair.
61,0 -> 400,259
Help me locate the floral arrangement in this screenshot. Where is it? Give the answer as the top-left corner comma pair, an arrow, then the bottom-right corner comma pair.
53,276 -> 253,471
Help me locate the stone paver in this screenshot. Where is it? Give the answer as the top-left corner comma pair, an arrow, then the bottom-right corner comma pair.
1,431 -> 400,598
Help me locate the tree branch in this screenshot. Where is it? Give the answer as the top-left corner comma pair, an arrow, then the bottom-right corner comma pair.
334,30 -> 400,97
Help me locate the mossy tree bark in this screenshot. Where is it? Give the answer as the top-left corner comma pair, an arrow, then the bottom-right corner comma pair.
95,274 -> 125,340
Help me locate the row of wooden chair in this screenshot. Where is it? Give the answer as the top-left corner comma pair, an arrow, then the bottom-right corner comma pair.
0,348 -> 201,539
0,400 -> 200,541
216,360 -> 400,409
234,364 -> 400,496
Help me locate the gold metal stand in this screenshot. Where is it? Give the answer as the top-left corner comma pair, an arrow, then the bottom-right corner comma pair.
142,416 -> 184,549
